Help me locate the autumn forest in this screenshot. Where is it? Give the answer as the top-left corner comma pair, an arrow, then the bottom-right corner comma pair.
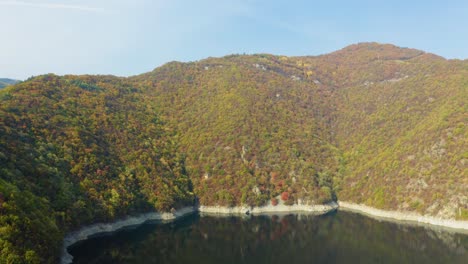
0,43 -> 466,263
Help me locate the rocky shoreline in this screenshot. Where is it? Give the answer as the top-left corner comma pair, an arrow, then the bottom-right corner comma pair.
338,201 -> 468,234
61,206 -> 196,264
61,202 -> 338,263
62,201 -> 468,263
198,202 -> 338,215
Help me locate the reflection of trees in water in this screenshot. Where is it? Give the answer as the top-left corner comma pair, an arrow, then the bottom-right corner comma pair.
426,229 -> 467,255
329,212 -> 468,261
349,213 -> 468,255
70,212 -> 468,264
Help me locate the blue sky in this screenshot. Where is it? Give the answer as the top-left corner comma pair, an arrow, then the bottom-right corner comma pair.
1,0 -> 467,79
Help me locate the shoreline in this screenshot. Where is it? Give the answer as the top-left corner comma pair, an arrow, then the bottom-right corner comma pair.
198,202 -> 338,215
338,201 -> 468,234
61,202 -> 338,263
61,206 -> 196,264
62,201 -> 468,263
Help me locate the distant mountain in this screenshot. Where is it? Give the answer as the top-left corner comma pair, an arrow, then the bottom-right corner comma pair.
0,78 -> 20,88
0,43 -> 466,263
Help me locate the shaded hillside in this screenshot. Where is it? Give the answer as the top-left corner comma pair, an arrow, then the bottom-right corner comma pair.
0,75 -> 194,263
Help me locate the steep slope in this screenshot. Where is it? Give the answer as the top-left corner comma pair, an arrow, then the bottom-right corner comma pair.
289,43 -> 467,219
333,56 -> 467,219
0,75 -> 194,263
131,56 -> 341,207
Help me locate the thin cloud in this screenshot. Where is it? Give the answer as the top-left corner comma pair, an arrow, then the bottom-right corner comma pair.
0,0 -> 108,13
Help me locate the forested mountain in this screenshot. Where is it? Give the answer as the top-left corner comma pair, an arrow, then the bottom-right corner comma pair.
0,43 -> 466,263
0,78 -> 19,89
0,75 -> 194,263
130,55 -> 340,207
330,45 -> 467,219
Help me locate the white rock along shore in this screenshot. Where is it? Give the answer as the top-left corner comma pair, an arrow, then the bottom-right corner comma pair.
338,201 -> 468,234
62,200 -> 468,263
198,202 -> 338,215
61,202 -> 338,263
61,206 -> 196,264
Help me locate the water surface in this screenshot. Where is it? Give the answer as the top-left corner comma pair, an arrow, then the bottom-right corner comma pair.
69,211 -> 468,264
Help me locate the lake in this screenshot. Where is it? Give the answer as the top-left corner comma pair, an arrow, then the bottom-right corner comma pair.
68,211 -> 468,264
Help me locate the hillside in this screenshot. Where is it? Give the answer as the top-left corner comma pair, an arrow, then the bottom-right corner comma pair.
331,49 -> 467,219
293,43 -> 467,219
129,43 -> 466,218
0,75 -> 194,263
130,56 -> 340,207
0,43 -> 466,263
0,78 -> 20,89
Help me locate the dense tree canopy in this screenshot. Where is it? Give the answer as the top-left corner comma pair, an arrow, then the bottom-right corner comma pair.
0,75 -> 194,263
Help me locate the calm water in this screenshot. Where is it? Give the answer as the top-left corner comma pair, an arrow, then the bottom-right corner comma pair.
69,211 -> 468,264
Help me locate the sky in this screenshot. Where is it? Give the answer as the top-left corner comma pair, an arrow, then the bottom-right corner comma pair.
1,0 -> 467,80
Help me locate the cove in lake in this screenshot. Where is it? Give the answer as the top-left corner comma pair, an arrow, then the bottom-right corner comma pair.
69,211 -> 468,264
